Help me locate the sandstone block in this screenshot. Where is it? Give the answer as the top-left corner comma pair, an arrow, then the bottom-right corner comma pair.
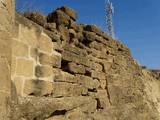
58,25 -> 70,42
52,42 -> 63,52
69,19 -> 77,30
90,61 -> 103,72
76,75 -> 99,90
54,71 -> 77,83
58,6 -> 78,21
44,23 -> 56,32
68,62 -> 85,74
83,25 -> 103,36
16,59 -> 34,77
76,32 -> 84,42
62,50 -> 80,63
47,10 -> 70,26
39,33 -> 53,52
19,25 -> 39,47
43,28 -> 61,42
23,12 -> 46,26
30,47 -> 38,60
52,82 -> 74,97
12,40 -> 29,58
97,97 -> 110,109
39,52 -> 61,68
35,65 -> 53,78
83,31 -> 96,43
91,70 -> 106,80
23,79 -> 53,96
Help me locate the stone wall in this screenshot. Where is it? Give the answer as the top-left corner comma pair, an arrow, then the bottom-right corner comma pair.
0,0 -> 14,119
10,6 -> 160,120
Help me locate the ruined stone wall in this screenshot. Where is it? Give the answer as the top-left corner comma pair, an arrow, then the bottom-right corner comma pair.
11,6 -> 160,120
0,0 -> 14,119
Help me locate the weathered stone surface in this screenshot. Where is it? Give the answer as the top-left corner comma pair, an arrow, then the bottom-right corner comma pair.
10,5 -> 160,120
35,65 -> 53,78
47,10 -> 70,26
23,12 -> 46,26
58,6 -> 78,21
68,62 -> 85,74
39,33 -> 53,52
12,39 -> 29,58
39,52 -> 61,68
83,25 -> 103,36
16,59 -> 34,77
23,79 -> 53,96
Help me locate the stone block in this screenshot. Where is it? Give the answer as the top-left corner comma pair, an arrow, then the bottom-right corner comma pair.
16,59 -> 34,77
43,28 -> 61,42
52,82 -> 74,97
19,25 -> 39,47
68,62 -> 85,74
12,40 -> 29,58
35,65 -> 53,78
76,75 -> 98,90
30,47 -> 38,60
97,97 -> 110,109
54,71 -> 77,83
83,25 -> 103,36
58,25 -> 70,42
44,23 -> 56,32
90,61 -> 103,72
62,50 -> 80,63
39,33 -> 53,52
39,52 -> 61,68
12,77 -> 24,95
23,12 -> 46,26
91,70 -> 106,80
52,42 -> 63,52
23,79 -> 53,96
47,10 -> 70,26
58,6 -> 78,21
83,31 -> 96,43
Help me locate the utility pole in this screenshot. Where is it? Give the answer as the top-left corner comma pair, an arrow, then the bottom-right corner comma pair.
105,0 -> 115,39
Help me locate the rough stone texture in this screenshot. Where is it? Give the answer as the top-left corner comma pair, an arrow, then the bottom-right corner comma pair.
0,0 -> 14,119
9,5 -> 160,120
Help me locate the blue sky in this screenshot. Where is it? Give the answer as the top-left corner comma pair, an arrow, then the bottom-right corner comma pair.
16,0 -> 160,69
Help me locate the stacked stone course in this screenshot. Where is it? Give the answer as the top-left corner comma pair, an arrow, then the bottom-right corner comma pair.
10,6 -> 160,120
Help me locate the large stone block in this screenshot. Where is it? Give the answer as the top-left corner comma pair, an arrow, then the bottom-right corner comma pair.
39,52 -> 61,68
39,33 -> 53,53
58,6 -> 78,21
53,70 -> 77,83
91,70 -> 106,80
47,10 -> 70,26
35,65 -> 53,78
23,12 -> 46,26
52,82 -> 74,97
76,75 -> 99,90
12,39 -> 29,58
58,25 -> 70,42
68,62 -> 85,74
23,79 -> 53,96
83,25 -> 103,36
19,25 -> 39,47
16,59 -> 34,77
